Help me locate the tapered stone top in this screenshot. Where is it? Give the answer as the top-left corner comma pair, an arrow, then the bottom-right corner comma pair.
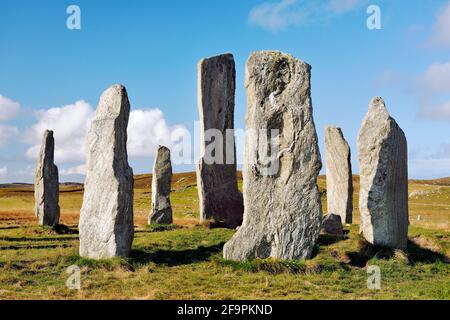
34,130 -> 60,226
223,51 -> 323,261
325,126 -> 353,224
149,145 -> 173,224
79,84 -> 134,259
196,53 -> 243,228
357,97 -> 409,250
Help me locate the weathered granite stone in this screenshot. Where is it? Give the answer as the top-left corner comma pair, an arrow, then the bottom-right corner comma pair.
149,145 -> 173,224
79,84 -> 134,259
357,97 -> 409,250
196,53 -> 244,228
223,51 -> 323,261
325,126 -> 353,224
321,214 -> 343,236
34,130 -> 60,226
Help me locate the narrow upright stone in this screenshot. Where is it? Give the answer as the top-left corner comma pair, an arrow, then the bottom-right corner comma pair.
196,53 -> 244,228
357,97 -> 409,250
34,130 -> 60,226
325,126 -> 353,224
79,84 -> 134,259
223,51 -> 323,261
149,145 -> 173,224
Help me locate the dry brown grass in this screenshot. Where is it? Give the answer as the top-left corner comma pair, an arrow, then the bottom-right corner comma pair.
0,172 -> 448,231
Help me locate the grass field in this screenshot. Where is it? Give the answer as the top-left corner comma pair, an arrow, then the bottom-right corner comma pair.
0,172 -> 449,299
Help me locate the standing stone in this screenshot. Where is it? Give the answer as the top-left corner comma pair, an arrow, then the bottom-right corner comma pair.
196,53 -> 244,228
223,51 -> 323,261
79,84 -> 134,259
34,130 -> 60,226
149,145 -> 173,224
325,126 -> 353,224
357,97 -> 409,250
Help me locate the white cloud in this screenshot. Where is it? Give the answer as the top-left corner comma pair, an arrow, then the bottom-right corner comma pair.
128,109 -> 189,158
427,1 -> 450,48
248,0 -> 363,31
420,100 -> 450,121
14,165 -> 34,177
417,60 -> 450,121
60,164 -> 86,176
0,166 -> 7,176
421,61 -> 450,93
410,3 -> 450,121
23,100 -> 94,163
409,144 -> 450,179
0,95 -> 21,121
23,100 -> 190,166
410,158 -> 450,179
0,124 -> 19,147
375,70 -> 405,87
430,143 -> 450,159
249,0 -> 308,31
0,94 -> 20,148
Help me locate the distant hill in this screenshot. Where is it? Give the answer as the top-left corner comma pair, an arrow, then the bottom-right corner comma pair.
410,177 -> 450,186
0,183 -> 33,188
1,172 -> 449,190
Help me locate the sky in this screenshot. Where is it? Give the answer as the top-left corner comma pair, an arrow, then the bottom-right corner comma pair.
0,0 -> 449,183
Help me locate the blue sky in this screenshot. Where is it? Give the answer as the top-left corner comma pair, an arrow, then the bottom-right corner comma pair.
0,0 -> 449,183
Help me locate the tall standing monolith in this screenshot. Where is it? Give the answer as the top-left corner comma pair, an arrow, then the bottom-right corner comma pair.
196,53 -> 244,228
149,145 -> 173,224
357,97 -> 408,250
34,130 -> 60,226
79,84 -> 134,259
325,126 -> 353,224
223,51 -> 323,261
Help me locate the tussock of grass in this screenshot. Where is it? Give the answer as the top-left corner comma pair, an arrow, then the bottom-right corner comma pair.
60,254 -> 134,271
216,257 -> 345,275
24,224 -> 78,237
217,258 -> 308,274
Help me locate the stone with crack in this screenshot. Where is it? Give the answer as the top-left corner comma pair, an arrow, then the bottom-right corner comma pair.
223,51 -> 323,261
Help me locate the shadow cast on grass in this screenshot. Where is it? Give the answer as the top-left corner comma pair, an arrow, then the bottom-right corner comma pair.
130,242 -> 225,267
345,239 -> 448,268
22,224 -> 78,236
0,243 -> 73,251
0,225 -> 21,230
317,234 -> 347,246
406,240 -> 448,264
135,224 -> 181,234
0,236 -> 78,242
52,224 -> 79,235
309,233 -> 348,259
